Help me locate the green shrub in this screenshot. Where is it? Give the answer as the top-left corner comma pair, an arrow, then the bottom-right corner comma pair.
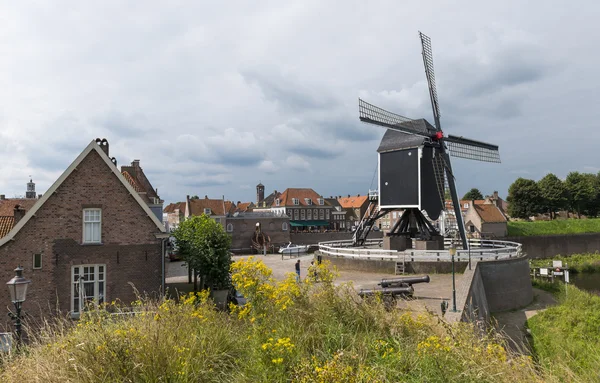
530,253 -> 600,273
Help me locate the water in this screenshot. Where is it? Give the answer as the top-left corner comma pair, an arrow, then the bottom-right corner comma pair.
570,272 -> 600,295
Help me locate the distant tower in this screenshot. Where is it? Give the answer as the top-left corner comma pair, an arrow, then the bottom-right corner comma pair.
26,177 -> 36,199
256,182 -> 265,204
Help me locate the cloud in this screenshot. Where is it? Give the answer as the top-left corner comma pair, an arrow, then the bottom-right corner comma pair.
285,155 -> 311,172
258,160 -> 278,173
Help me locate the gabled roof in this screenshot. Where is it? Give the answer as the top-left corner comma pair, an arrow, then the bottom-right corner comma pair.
338,195 -> 368,209
258,191 -> 281,208
474,204 -> 507,223
0,198 -> 38,216
445,199 -> 486,213
188,196 -> 226,216
164,202 -> 186,213
122,171 -> 143,192
0,140 -> 165,247
277,188 -> 328,207
377,120 -> 437,153
224,201 -> 236,215
235,202 -> 254,213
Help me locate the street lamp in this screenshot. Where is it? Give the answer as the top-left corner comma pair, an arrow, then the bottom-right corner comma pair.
449,241 -> 457,312
6,266 -> 31,344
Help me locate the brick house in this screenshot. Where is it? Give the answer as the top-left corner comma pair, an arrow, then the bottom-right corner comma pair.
325,198 -> 347,231
337,195 -> 369,229
0,139 -> 167,322
0,192 -> 39,239
163,202 -> 186,232
226,212 -> 290,252
185,195 -> 228,227
271,188 -> 333,231
464,203 -> 508,238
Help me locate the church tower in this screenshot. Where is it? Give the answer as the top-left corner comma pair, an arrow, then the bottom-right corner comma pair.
26,178 -> 36,199
256,182 -> 265,204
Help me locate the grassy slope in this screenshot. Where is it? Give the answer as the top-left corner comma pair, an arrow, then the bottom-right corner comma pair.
0,259 -> 557,383
527,285 -> 600,382
530,253 -> 600,273
508,218 -> 600,236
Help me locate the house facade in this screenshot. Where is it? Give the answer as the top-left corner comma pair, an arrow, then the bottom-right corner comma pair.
0,139 -> 167,323
464,203 -> 508,238
163,202 -> 186,232
337,195 -> 369,229
185,195 -> 227,227
325,198 -> 347,231
270,188 -> 333,231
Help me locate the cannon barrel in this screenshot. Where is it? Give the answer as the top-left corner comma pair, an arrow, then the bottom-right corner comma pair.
358,286 -> 414,297
378,275 -> 430,287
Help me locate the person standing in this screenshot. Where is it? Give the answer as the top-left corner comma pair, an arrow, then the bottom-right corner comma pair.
295,260 -> 301,282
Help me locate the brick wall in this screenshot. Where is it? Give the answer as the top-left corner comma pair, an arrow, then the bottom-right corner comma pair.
0,149 -> 163,326
228,217 -> 290,251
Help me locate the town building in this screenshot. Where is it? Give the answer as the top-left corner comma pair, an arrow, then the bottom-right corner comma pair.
0,139 -> 167,323
464,203 -> 508,238
271,188 -> 333,231
226,211 -> 290,252
163,202 -> 186,232
325,198 -> 347,231
185,195 -> 228,227
338,194 -> 369,230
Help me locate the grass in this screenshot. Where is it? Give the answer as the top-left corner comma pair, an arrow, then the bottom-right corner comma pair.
527,285 -> 600,382
0,258 -> 585,382
531,278 -> 562,294
508,218 -> 600,237
529,253 -> 600,273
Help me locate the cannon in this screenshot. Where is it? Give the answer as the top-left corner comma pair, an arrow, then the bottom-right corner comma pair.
358,285 -> 414,298
378,275 -> 430,288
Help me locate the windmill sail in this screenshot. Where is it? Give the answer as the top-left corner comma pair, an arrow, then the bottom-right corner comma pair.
359,99 -> 435,137
444,135 -> 501,163
419,31 -> 441,131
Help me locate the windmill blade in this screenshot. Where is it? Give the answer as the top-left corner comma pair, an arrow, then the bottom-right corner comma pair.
444,135 -> 501,163
359,99 -> 434,137
419,31 -> 441,131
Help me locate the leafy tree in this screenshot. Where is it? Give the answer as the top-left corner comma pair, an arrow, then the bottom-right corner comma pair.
507,178 -> 542,219
462,188 -> 484,201
565,172 -> 597,219
537,173 -> 567,219
173,214 -> 232,291
190,195 -> 200,200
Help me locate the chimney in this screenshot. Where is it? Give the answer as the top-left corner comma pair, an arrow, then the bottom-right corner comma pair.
205,195 -> 208,199
358,194 -> 360,197
95,138 -> 109,156
0,194 -> 4,200
132,159 -> 140,168
13,205 -> 26,225
38,194 -> 42,199
348,194 -> 350,198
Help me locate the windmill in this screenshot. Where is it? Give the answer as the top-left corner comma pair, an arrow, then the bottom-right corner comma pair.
353,32 -> 500,249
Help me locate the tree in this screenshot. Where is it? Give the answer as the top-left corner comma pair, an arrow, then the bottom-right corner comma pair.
462,188 -> 484,201
565,172 -> 597,218
173,214 -> 232,291
507,178 -> 542,219
537,173 -> 567,219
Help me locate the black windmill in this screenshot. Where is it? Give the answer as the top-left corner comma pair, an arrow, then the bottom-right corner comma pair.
354,32 -> 500,249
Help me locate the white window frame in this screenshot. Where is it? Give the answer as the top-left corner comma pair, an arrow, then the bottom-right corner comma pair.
293,198 -> 299,205
214,217 -> 221,224
325,209 -> 330,219
463,203 -> 469,209
71,264 -> 106,317
82,208 -> 102,244
275,199 -> 280,206
305,198 -> 312,205
294,210 -> 299,220
319,209 -> 324,220
282,222 -> 288,231
301,209 -> 306,220
307,209 -> 312,220
204,208 -> 211,215
318,198 -> 324,205
33,253 -> 42,269
226,223 -> 233,232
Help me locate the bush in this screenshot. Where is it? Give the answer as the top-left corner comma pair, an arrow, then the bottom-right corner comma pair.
0,258 -> 568,382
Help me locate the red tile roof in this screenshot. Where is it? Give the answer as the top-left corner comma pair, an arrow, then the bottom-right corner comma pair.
277,188 -> 328,207
445,199 -> 485,213
164,202 -> 186,213
0,198 -> 38,216
235,202 -> 254,213
188,197 -> 226,216
0,216 -> 14,238
224,201 -> 236,215
338,195 -> 368,209
474,204 -> 507,223
121,171 -> 143,192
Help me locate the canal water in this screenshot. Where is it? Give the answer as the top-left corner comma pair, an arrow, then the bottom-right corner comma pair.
570,272 -> 600,295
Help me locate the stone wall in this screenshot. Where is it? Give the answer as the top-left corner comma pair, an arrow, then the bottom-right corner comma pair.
228,217 -> 290,252
445,264 -> 490,325
478,257 -> 533,312
507,233 -> 600,259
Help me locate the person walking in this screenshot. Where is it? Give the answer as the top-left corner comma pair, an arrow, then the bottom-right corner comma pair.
295,260 -> 301,282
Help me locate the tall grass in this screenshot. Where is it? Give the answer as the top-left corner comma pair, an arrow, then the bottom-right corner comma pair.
527,285 -> 600,382
0,258 -> 570,382
508,218 -> 600,237
530,253 -> 600,273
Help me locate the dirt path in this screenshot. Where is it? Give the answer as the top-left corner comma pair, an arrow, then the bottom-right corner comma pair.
493,288 -> 557,353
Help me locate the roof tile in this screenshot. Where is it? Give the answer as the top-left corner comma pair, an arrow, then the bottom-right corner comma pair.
0,216 -> 14,238
474,204 -> 506,223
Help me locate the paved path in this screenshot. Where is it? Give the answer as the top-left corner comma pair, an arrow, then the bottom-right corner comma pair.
166,254 -> 457,315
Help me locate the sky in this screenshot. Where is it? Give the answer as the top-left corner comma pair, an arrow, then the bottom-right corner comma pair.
1,1 -> 599,205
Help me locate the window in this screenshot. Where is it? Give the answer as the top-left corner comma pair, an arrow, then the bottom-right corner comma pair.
293,198 -> 299,205
227,223 -> 233,232
72,264 -> 105,316
470,225 -> 475,233
463,203 -> 469,209
314,209 -> 318,219
392,212 -> 397,219
319,209 -> 324,220
275,199 -> 280,206
83,209 -> 101,244
33,253 -> 42,269
204,208 -> 211,215
326,210 -> 330,219
214,218 -> 221,224
286,210 -> 292,217
294,210 -> 299,220
307,209 -> 312,220
305,198 -> 312,205
301,209 -> 306,220
318,198 -> 324,205
282,222 -> 288,231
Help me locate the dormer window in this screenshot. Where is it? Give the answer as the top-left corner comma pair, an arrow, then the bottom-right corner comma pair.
305,198 -> 312,205
275,199 -> 280,206
318,198 -> 324,205
204,208 -> 211,215
293,198 -> 299,205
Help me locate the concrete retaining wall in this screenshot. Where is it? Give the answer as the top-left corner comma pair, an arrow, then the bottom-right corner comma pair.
506,233 -> 600,259
478,257 -> 533,312
445,264 -> 490,325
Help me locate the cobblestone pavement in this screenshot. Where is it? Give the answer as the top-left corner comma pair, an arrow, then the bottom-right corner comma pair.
166,254 -> 457,315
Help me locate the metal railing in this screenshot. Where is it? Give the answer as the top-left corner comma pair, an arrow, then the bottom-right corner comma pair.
318,238 -> 522,262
